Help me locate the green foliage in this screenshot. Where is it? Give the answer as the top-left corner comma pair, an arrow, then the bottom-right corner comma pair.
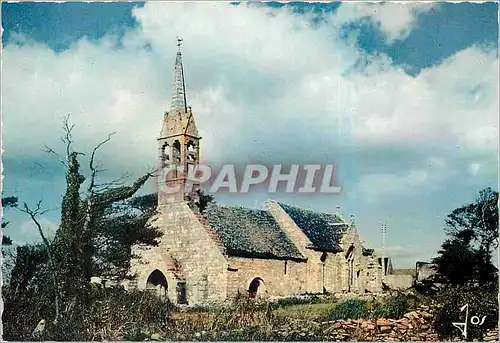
2,196 -> 18,208
432,231 -> 497,286
329,298 -> 369,320
373,293 -> 411,319
270,294 -> 327,309
128,192 -> 157,214
267,319 -> 326,341
84,288 -> 174,340
197,189 -> 215,214
8,244 -> 49,296
2,286 -> 174,341
93,193 -> 162,281
445,187 -> 498,252
123,327 -> 150,341
2,245 -> 55,341
329,293 -> 420,321
2,235 -> 13,245
6,124 -> 160,329
432,188 -> 499,286
432,284 -> 498,340
2,196 -> 18,231
48,149 -> 155,318
53,151 -> 88,300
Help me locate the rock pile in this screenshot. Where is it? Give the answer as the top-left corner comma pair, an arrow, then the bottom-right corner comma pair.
324,305 -> 498,341
483,327 -> 499,342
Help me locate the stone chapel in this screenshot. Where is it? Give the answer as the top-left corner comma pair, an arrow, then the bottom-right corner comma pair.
126,43 -> 384,305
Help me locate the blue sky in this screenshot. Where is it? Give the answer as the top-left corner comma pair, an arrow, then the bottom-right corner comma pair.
1,2 -> 498,268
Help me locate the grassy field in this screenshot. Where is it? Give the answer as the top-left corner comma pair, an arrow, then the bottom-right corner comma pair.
273,302 -> 333,321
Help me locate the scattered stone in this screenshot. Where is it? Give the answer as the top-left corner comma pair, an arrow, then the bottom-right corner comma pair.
376,318 -> 389,326
379,326 -> 392,333
150,333 -> 162,341
404,311 -> 418,319
312,307 -> 460,341
421,312 -> 433,319
396,318 -> 410,325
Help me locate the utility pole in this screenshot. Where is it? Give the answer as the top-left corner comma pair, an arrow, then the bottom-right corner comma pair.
381,221 -> 387,276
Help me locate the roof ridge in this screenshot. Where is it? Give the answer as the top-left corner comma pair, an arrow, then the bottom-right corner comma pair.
206,203 -> 268,213
278,201 -> 341,218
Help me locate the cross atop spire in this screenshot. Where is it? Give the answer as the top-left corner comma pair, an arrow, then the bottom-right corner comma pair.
171,37 -> 187,112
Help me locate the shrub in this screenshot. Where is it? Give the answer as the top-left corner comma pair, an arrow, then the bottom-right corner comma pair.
2,285 -> 174,341
380,292 -> 411,319
84,287 -> 174,340
270,293 -> 327,309
432,283 -> 498,340
123,326 -> 150,341
329,298 -> 369,320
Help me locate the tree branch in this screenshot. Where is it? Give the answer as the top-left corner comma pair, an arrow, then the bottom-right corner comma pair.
18,202 -> 60,324
88,132 -> 116,196
62,114 -> 76,161
42,145 -> 67,167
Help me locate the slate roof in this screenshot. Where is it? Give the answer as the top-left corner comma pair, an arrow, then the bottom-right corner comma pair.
203,204 -> 305,261
278,202 -> 346,253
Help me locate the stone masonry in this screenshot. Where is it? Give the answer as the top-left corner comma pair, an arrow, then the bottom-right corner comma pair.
126,45 -> 385,306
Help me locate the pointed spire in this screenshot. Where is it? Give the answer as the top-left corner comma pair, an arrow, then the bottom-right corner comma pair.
171,37 -> 187,112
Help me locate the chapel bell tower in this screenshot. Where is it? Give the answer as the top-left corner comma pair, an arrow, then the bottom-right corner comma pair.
157,38 -> 201,208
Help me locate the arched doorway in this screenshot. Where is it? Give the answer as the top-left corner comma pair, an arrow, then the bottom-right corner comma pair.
146,269 -> 168,297
248,277 -> 264,298
345,246 -> 355,292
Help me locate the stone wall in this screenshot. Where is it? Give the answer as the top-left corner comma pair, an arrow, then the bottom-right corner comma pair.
267,201 -> 382,295
129,201 -> 229,305
226,252 -> 382,299
416,262 -> 437,282
324,306 -> 499,341
130,200 -> 385,305
338,225 -> 383,294
227,257 -> 307,298
384,274 -> 414,290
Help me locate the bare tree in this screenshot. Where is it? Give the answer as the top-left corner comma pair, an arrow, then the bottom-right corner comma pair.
20,115 -> 155,323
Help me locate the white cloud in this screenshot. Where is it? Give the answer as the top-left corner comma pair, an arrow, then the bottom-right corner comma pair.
19,218 -> 58,244
428,157 -> 446,169
3,3 -> 496,172
303,45 -> 498,160
1,2 -> 497,259
354,169 -> 429,202
336,2 -> 438,42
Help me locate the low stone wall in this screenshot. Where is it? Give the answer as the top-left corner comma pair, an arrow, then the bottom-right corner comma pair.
323,306 -> 498,341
